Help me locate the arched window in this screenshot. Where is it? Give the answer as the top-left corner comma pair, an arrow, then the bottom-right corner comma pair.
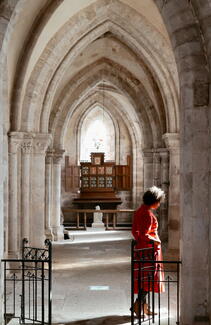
80,106 -> 115,161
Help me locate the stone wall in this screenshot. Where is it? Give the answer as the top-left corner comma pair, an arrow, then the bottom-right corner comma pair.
155,0 -> 211,323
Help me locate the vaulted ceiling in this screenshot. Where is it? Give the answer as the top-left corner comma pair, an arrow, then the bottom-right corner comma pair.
2,0 -> 179,149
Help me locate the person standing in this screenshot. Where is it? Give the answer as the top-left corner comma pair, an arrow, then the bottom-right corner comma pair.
132,186 -> 165,317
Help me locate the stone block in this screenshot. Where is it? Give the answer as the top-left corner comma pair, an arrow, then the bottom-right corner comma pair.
201,15 -> 211,37
168,10 -> 195,34
175,41 -> 203,60
179,55 -> 207,74
207,39 -> 211,57
192,0 -> 211,19
180,85 -> 194,108
172,25 -> 200,49
193,131 -> 209,152
194,81 -> 209,107
192,153 -> 209,172
192,107 -> 209,131
161,0 -> 189,19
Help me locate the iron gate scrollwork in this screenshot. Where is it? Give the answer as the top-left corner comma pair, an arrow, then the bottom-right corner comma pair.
131,239 -> 181,325
2,238 -> 52,325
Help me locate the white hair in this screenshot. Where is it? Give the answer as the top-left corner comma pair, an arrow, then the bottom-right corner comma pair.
148,186 -> 165,202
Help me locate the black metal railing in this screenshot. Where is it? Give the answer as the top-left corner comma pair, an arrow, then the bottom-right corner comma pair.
2,238 -> 52,325
131,240 -> 181,325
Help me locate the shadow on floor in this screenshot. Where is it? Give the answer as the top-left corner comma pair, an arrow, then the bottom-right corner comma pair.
53,315 -> 131,325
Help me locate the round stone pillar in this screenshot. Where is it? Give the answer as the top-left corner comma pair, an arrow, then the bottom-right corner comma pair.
45,150 -> 53,239
51,149 -> 65,241
21,139 -> 33,240
153,151 -> 161,186
160,150 -> 169,242
8,136 -> 19,257
143,150 -> 153,192
30,134 -> 51,247
163,133 -> 180,258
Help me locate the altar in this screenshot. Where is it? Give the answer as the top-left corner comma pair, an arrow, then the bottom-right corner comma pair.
73,152 -> 130,209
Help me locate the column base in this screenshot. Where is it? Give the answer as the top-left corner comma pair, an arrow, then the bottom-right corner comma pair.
45,228 -> 53,240
52,226 -> 64,241
7,251 -> 20,259
7,252 -> 21,270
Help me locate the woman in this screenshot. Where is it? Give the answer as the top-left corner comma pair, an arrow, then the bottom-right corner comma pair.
132,186 -> 165,317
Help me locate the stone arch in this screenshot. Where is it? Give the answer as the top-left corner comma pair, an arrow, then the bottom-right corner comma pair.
50,60 -> 162,149
42,34 -> 169,136
61,90 -> 144,206
10,1 -> 179,136
2,0 -> 211,323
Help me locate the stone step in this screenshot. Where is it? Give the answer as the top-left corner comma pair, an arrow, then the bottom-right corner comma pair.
64,228 -> 133,243
53,230 -> 132,268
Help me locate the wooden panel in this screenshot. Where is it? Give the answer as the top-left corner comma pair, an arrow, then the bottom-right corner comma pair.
64,157 -> 80,191
80,157 -> 115,193
115,164 -> 131,190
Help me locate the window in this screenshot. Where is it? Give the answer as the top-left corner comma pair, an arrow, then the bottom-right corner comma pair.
80,106 -> 115,161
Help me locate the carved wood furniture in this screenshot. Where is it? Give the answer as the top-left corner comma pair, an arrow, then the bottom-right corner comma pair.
64,152 -> 131,208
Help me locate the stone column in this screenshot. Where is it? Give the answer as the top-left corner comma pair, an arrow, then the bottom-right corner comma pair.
45,150 -> 53,239
143,150 -> 153,193
30,134 -> 51,247
8,136 -> 20,257
21,139 -> 33,240
163,133 -> 180,259
160,150 -> 169,242
51,149 -> 65,241
153,151 -> 161,186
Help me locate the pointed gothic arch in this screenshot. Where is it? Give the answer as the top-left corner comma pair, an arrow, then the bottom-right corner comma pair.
1,1 -> 211,324
9,1 -> 179,135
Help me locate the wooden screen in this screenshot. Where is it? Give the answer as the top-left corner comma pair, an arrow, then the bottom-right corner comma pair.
64,156 -> 80,191
115,165 -> 131,190
80,153 -> 115,192
64,154 -> 131,192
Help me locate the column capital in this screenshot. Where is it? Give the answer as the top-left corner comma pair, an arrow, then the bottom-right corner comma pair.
21,140 -> 33,154
163,133 -> 180,150
33,134 -> 52,154
142,149 -> 153,162
8,132 -> 25,153
8,132 -> 52,154
52,149 -> 65,164
45,149 -> 54,164
8,139 -> 20,154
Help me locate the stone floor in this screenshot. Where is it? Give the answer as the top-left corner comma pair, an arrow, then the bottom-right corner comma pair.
52,230 -> 179,325
52,231 -> 132,325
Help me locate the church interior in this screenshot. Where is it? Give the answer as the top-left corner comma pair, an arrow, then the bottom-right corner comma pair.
0,0 -> 211,324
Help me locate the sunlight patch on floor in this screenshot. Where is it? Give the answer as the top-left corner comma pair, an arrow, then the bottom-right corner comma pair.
89,286 -> 110,291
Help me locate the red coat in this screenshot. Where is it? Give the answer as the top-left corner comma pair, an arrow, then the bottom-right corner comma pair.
132,204 -> 165,293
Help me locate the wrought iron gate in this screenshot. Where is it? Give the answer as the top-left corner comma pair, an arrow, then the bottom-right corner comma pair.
2,238 -> 52,325
131,240 -> 181,325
